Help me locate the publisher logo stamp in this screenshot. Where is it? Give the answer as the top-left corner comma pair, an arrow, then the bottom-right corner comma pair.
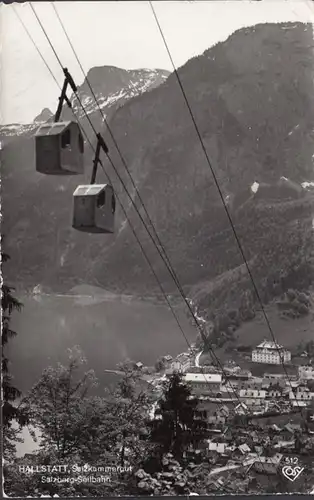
282,465 -> 304,482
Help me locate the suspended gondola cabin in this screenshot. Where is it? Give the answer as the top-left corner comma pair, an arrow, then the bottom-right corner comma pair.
35,121 -> 84,175
72,184 -> 115,233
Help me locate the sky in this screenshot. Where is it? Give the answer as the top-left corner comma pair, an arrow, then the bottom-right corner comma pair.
1,0 -> 314,124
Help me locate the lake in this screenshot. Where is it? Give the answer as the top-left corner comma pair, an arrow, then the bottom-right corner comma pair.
7,286 -> 197,455
9,287 -> 197,393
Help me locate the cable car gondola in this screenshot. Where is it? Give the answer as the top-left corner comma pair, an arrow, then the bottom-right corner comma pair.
35,66 -> 115,234
35,68 -> 84,176
72,132 -> 115,234
72,183 -> 115,233
35,120 -> 84,175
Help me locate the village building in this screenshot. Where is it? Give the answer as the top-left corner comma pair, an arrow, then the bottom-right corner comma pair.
289,386 -> 314,401
224,370 -> 252,390
267,402 -> 282,412
252,340 -> 291,365
266,386 -> 282,399
244,376 -> 264,388
183,373 -> 222,396
264,373 -> 288,382
163,354 -> 173,362
253,453 -> 283,474
298,365 -> 314,380
217,405 -> 230,418
239,389 -> 267,407
169,353 -> 192,373
208,441 -> 227,454
234,402 -> 248,415
207,415 -> 226,425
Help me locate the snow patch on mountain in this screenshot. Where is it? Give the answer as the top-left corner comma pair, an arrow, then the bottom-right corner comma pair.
302,181 -> 314,189
0,123 -> 38,137
68,68 -> 170,120
0,67 -> 170,141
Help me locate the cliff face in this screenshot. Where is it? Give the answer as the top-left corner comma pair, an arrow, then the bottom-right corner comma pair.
2,23 -> 314,308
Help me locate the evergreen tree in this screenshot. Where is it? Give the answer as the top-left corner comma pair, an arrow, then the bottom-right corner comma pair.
155,357 -> 166,372
22,346 -> 99,460
149,373 -> 207,463
2,249 -> 28,460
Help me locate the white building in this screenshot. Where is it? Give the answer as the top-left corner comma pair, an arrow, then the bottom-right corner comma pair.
252,340 -> 291,365
169,353 -> 192,373
208,441 -> 226,454
239,389 -> 266,406
289,387 -> 314,401
183,373 -> 222,395
298,365 -> 314,380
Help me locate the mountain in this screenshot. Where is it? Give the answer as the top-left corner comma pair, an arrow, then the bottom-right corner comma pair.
2,24 -> 314,321
0,66 -> 170,142
33,108 -> 53,123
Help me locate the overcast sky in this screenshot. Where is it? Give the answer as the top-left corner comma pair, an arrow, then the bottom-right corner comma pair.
1,1 -> 314,124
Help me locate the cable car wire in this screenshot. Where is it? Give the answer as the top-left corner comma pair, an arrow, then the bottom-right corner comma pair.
60,93 -> 245,404
15,8 -> 282,479
12,5 -> 96,161
20,5 -> 193,353
29,3 -> 63,70
32,23 -> 286,481
18,3 -> 213,377
19,9 -> 219,406
148,1 -> 304,415
50,2 -> 181,288
25,4 -> 252,412
21,8 -> 297,475
38,5 -> 299,453
12,4 -> 60,90
49,4 -> 303,444
49,2 -> 239,373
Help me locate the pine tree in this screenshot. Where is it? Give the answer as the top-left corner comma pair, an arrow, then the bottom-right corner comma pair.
2,249 -> 28,460
149,373 -> 207,463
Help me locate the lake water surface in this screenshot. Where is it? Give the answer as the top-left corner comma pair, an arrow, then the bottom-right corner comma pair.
8,288 -> 196,455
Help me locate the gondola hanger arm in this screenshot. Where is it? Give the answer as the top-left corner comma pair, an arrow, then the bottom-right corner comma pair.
91,133 -> 109,184
54,68 -> 77,122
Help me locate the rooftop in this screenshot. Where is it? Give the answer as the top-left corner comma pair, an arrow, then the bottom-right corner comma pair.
255,340 -> 284,350
184,373 -> 222,384
73,184 -> 108,196
35,120 -> 72,136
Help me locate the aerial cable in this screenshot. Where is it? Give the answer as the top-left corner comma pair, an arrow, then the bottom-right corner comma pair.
46,4 -> 294,454
12,5 -> 95,158
19,8 -> 293,480
15,12 -> 281,481
148,1 -> 303,413
26,4 -> 252,416
12,4 -> 60,90
20,4 -> 193,354
25,9 -> 292,476
49,4 -> 243,375
50,2 -> 181,287
49,8 -> 193,295
29,2 -> 63,69
49,2 -> 234,362
19,3 -> 208,381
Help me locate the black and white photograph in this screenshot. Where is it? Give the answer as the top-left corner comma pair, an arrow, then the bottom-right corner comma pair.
2,0 -> 314,496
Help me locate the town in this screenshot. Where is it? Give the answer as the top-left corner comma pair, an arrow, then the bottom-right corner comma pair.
130,340 -> 314,491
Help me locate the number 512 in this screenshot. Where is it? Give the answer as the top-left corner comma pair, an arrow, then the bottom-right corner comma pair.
285,457 -> 298,465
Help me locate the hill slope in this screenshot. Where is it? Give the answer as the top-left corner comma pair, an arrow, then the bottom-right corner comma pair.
2,23 -> 314,318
